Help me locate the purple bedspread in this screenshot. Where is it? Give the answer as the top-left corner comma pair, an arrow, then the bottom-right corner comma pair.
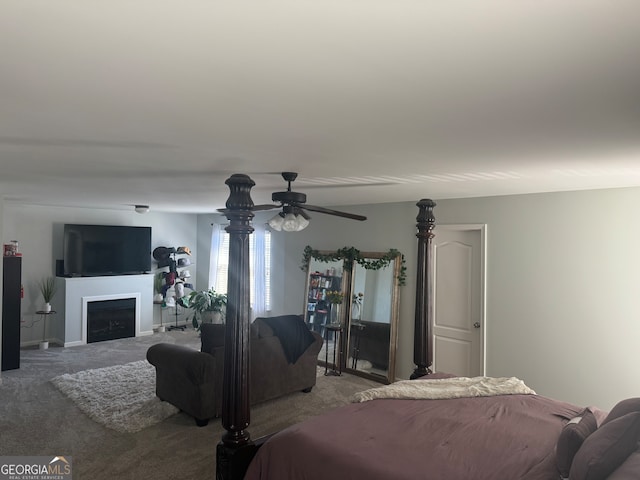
244,391 -> 583,480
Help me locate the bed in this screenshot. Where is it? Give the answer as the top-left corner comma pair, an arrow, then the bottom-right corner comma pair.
215,174 -> 640,480
246,386 -> 582,480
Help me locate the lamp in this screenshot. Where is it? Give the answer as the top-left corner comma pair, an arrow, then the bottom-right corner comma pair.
134,205 -> 150,214
268,206 -> 309,232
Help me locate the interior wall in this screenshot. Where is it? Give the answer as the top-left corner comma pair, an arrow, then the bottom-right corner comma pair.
2,204 -> 199,344
0,197 -> 4,381
280,187 -> 640,411
435,187 -> 640,411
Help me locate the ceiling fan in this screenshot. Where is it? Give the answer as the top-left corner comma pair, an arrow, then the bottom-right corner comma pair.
251,172 -> 367,231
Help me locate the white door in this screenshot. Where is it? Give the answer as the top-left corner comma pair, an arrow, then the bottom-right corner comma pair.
433,226 -> 485,377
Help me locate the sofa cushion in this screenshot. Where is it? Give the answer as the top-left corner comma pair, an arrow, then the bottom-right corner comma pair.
258,315 -> 316,364
200,323 -> 225,354
252,318 -> 275,338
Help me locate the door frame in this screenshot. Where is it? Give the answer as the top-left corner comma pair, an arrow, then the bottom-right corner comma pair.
435,224 -> 487,376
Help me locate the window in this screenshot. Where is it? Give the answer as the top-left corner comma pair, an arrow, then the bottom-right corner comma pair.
210,224 -> 272,316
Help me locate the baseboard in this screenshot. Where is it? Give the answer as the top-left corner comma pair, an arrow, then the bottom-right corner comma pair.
21,337 -> 64,348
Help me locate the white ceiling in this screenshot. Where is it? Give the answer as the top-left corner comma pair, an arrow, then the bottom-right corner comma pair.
2,0 -> 640,213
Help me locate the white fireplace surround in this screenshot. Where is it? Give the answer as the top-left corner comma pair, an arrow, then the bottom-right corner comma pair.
54,274 -> 154,347
82,293 -> 141,345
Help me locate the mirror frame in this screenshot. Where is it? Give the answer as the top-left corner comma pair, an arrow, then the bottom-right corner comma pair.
301,246 -> 404,384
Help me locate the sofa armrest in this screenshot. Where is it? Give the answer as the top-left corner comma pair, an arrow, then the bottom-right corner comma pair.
147,343 -> 220,384
307,331 -> 323,357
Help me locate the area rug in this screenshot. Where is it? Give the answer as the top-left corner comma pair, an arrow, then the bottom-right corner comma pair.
50,360 -> 178,433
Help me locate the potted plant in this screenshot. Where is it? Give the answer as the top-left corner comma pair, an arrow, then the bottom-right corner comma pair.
38,276 -> 57,313
326,290 -> 344,326
181,288 -> 227,329
153,272 -> 165,303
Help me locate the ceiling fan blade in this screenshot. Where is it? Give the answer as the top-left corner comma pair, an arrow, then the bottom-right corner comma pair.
301,204 -> 367,221
217,204 -> 278,214
295,207 -> 311,220
251,204 -> 280,212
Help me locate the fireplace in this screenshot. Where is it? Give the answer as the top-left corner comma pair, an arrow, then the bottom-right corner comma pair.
87,297 -> 136,343
58,277 -> 151,347
81,292 -> 142,345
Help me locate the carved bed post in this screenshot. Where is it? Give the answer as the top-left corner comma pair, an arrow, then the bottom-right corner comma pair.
411,198 -> 436,379
216,174 -> 256,480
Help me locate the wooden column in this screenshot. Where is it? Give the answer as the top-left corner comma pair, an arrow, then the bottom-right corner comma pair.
410,198 -> 436,379
216,174 -> 256,480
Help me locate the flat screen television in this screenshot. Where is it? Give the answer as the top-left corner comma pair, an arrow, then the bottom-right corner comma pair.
63,224 -> 152,277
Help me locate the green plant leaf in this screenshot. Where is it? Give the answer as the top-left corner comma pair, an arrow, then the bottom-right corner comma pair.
301,246 -> 406,285
38,276 -> 58,303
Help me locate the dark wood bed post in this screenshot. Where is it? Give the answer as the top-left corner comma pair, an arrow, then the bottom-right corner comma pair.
216,174 -> 258,480
410,198 -> 436,379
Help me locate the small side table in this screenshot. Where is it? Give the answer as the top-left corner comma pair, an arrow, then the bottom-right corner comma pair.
35,310 -> 56,350
324,323 -> 343,376
350,322 -> 366,369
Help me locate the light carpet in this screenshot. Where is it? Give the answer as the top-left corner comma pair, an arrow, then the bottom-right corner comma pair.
50,360 -> 178,433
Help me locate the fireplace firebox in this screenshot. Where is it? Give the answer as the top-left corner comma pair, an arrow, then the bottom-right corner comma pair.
87,298 -> 136,343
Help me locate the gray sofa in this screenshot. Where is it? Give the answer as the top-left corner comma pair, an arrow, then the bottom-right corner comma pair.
146,315 -> 323,426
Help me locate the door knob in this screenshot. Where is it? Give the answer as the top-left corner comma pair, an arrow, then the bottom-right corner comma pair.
473,322 -> 481,328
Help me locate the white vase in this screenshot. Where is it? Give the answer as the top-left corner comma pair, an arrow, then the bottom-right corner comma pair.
43,303 -> 52,313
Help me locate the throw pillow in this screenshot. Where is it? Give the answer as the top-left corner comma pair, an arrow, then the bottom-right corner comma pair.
607,450 -> 640,480
570,411 -> 640,480
556,410 -> 598,478
601,397 -> 640,426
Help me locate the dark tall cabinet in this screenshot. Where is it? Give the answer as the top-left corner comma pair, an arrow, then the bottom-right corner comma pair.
2,256 -> 22,371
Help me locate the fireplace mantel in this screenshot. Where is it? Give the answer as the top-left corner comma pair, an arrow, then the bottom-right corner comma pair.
53,275 -> 154,347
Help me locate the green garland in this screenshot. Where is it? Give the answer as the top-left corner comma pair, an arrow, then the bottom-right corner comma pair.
301,246 -> 407,286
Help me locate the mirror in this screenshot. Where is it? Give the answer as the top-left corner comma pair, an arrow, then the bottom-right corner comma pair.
346,252 -> 401,383
302,247 -> 402,384
304,256 -> 345,338
303,255 -> 347,377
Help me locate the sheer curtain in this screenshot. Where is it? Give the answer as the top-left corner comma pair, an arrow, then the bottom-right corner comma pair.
251,223 -> 268,319
208,224 -> 224,290
209,223 -> 271,320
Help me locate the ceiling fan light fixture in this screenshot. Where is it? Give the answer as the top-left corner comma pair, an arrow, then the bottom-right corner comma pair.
134,205 -> 150,214
282,212 -> 299,232
297,216 -> 310,230
269,210 -> 309,232
268,212 -> 285,231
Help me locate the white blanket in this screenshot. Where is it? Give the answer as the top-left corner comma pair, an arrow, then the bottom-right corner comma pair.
352,376 -> 536,403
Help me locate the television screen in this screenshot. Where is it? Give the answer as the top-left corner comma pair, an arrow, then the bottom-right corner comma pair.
63,224 -> 152,276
